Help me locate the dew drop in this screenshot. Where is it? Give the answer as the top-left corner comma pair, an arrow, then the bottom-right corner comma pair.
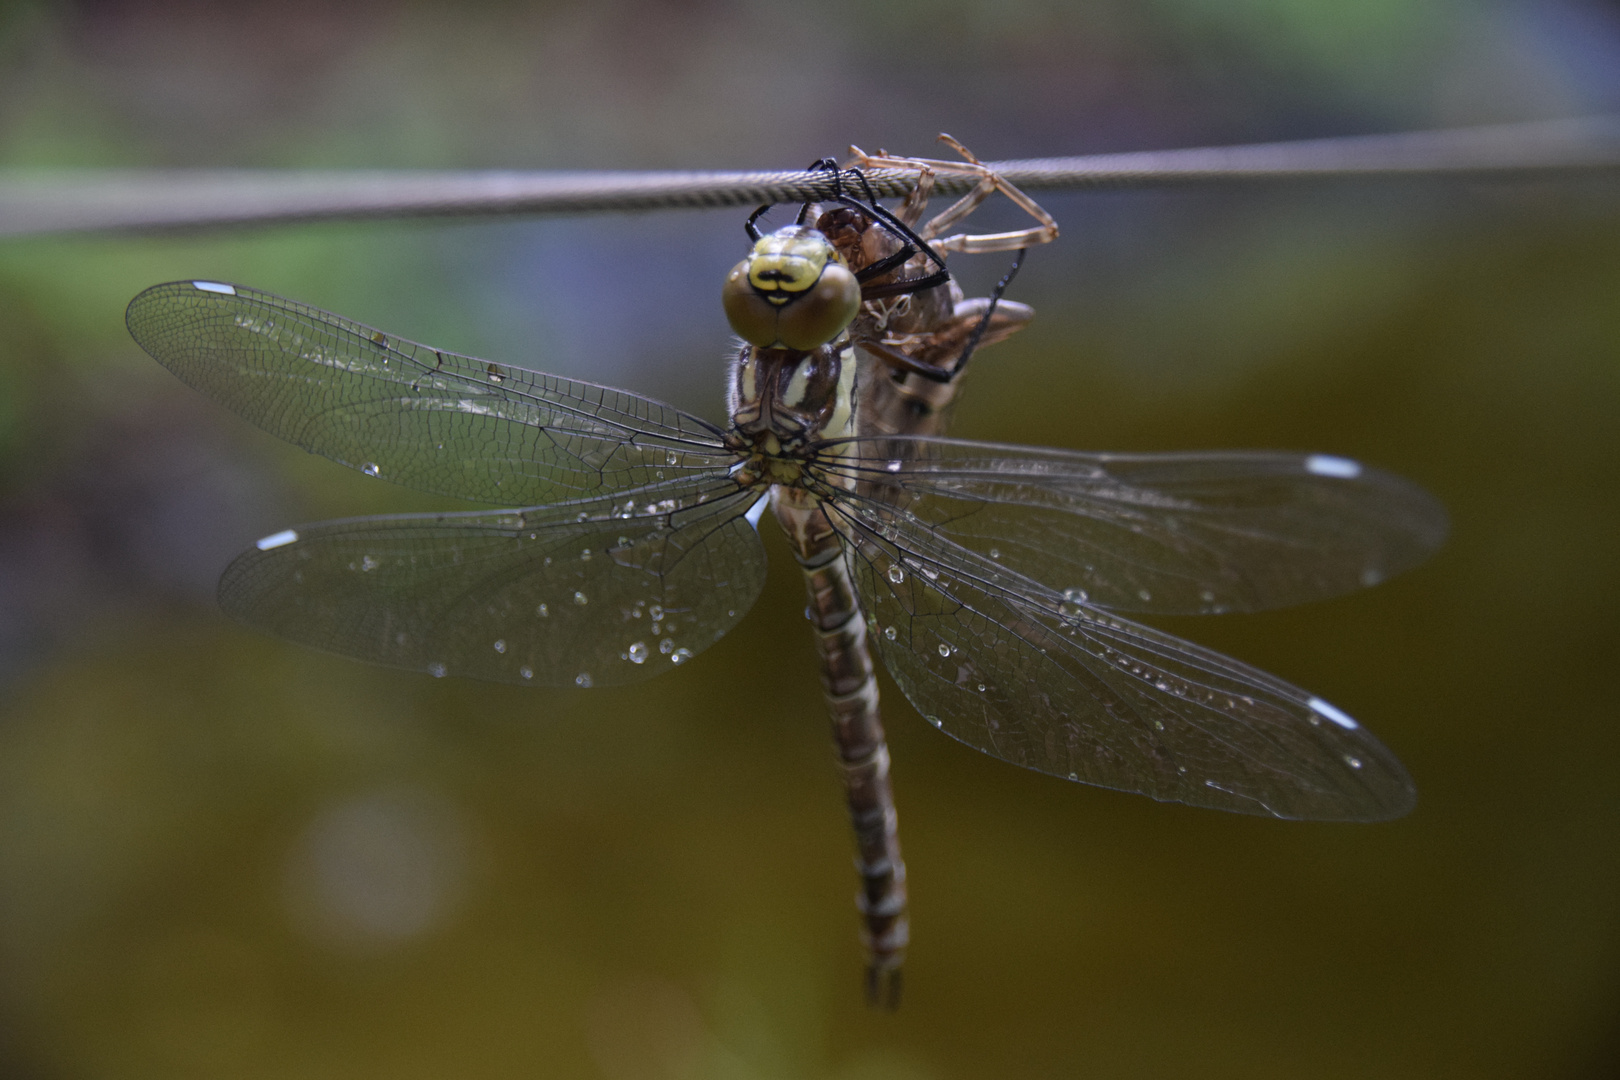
1067,772 -> 1078,781
937,643 -> 951,658
361,462 -> 381,477
1152,719 -> 1165,731
580,549 -> 592,561
887,565 -> 905,584
649,605 -> 663,620
1344,755 -> 1363,770
1138,588 -> 1152,602
575,672 -> 593,688
977,683 -> 987,692
536,603 -> 550,618
493,639 -> 507,654
627,642 -> 649,664
666,451 -> 680,466
360,555 -> 379,571
988,548 -> 1001,560
671,648 -> 692,664
573,591 -> 588,606
659,638 -> 675,654
927,715 -> 942,728
1058,586 -> 1088,619
519,666 -> 533,680
883,626 -> 897,641
885,459 -> 902,473
427,662 -> 446,678
1199,589 -> 1216,603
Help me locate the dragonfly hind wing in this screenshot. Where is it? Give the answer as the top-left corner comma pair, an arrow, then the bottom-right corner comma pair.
822,437 -> 1447,615
834,500 -> 1415,822
220,483 -> 767,688
126,281 -> 735,507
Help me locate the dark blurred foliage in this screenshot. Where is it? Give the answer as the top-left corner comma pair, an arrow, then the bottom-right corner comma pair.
0,1 -> 1618,1077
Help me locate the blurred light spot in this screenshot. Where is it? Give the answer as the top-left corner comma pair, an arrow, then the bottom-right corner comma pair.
284,787 -> 469,949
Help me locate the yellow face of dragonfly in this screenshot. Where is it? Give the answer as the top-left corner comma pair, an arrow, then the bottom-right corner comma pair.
722,225 -> 860,351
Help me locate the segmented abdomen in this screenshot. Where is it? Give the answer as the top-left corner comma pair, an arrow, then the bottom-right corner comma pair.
771,485 -> 907,1005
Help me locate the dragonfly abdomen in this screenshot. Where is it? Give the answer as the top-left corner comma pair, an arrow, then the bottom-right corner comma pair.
771,484 -> 908,1006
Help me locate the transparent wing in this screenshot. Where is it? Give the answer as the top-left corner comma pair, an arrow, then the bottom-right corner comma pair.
219,478 -> 766,688
818,436 -> 1446,615
126,281 -> 735,506
827,491 -> 1415,821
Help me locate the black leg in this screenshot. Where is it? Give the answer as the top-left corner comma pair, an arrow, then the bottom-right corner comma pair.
946,246 -> 1028,381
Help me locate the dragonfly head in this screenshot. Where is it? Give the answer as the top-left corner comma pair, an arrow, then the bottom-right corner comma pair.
723,225 -> 860,351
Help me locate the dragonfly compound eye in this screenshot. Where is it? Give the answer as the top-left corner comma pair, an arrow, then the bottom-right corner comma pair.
723,225 -> 859,351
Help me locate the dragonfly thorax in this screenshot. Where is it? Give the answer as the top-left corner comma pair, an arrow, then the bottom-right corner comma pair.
727,342 -> 857,444
722,225 -> 860,351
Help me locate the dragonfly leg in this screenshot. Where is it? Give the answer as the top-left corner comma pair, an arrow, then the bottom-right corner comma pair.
858,246 -> 1032,396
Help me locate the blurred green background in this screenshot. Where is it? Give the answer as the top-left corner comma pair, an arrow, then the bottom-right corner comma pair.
0,1 -> 1618,1077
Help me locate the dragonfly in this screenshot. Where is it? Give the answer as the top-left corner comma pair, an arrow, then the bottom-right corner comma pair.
123,139 -> 1451,1005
